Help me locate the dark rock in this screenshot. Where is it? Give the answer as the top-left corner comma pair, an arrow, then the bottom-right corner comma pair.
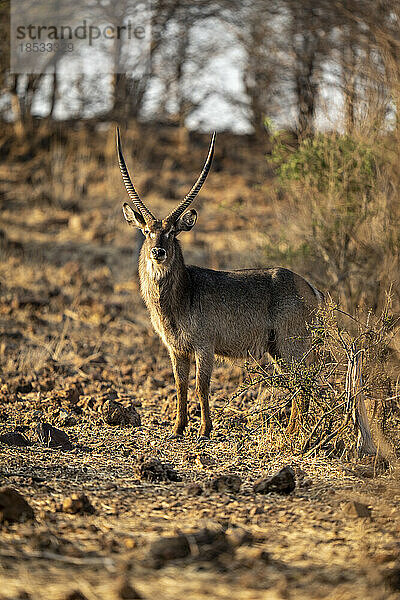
342,500 -> 371,519
15,381 -> 33,394
139,457 -> 181,483
0,487 -> 34,522
117,578 -> 143,599
0,431 -> 31,447
36,422 -> 73,449
65,382 -> 83,403
384,566 -> 400,591
258,550 -> 271,563
149,534 -> 190,564
184,482 -> 203,496
205,475 -> 242,493
102,399 -> 141,427
148,528 -> 232,567
62,493 -> 95,515
16,591 -> 31,600
64,592 -> 89,600
253,466 -> 296,495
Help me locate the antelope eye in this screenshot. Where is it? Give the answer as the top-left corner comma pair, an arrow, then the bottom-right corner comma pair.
144,228 -> 150,235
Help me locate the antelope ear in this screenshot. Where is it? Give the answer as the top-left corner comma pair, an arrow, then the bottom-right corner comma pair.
122,203 -> 146,229
175,209 -> 197,234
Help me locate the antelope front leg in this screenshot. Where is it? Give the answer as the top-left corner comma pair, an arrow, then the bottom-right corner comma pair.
170,352 -> 190,437
195,350 -> 214,438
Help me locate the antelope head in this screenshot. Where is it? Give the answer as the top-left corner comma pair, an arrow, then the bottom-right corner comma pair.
117,128 -> 215,271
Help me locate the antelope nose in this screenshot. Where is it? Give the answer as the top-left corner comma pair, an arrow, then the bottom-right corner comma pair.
151,247 -> 166,260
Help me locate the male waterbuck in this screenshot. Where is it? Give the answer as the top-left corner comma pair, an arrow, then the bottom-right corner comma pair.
117,128 -> 323,438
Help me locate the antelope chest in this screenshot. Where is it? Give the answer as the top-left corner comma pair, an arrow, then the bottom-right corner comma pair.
150,307 -> 192,354
140,263 -> 192,354
150,309 -> 170,347
142,288 -> 188,352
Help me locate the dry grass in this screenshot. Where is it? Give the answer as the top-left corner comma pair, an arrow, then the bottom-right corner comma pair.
0,122 -> 400,600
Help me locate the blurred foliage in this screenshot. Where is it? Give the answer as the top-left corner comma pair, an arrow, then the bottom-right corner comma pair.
272,133 -> 377,197
266,131 -> 400,313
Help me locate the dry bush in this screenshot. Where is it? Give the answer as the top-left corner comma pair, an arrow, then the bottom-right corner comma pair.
253,129 -> 400,461
233,297 -> 400,461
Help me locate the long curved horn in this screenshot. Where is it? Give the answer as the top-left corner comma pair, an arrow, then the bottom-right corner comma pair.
166,132 -> 216,223
116,127 -> 155,223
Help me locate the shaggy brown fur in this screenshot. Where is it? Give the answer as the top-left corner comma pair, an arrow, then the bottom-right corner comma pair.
123,206 -> 323,437
118,130 -> 323,437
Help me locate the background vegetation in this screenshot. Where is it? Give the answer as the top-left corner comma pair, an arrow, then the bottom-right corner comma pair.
2,2 -> 400,599
2,0 -> 400,450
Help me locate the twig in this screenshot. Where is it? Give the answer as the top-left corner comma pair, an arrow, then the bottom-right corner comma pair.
304,421 -> 349,457
345,344 -> 377,457
302,401 -> 347,453
334,307 -> 360,324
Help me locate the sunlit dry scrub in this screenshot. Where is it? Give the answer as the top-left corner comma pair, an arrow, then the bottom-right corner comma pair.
231,298 -> 399,463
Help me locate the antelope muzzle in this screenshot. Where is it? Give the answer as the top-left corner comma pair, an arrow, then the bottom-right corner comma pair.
151,247 -> 167,263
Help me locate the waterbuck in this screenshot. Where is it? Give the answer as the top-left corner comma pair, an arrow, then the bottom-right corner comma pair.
117,128 -> 323,438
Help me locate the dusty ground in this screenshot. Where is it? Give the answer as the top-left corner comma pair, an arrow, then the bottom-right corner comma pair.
1,125 -> 400,600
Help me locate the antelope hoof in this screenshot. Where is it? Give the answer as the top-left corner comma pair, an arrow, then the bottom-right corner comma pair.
168,433 -> 184,441
196,434 -> 210,443
172,421 -> 187,438
198,424 -> 212,439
